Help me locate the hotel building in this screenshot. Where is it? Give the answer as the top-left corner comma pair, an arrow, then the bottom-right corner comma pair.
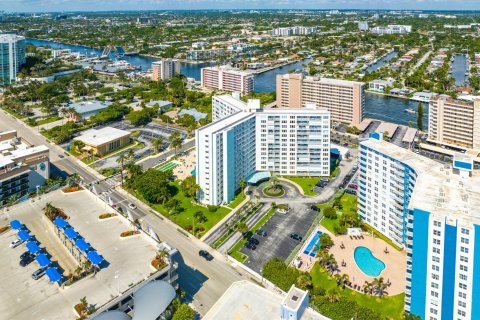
370,25 -> 412,34
428,96 -> 480,151
0,34 -> 26,85
201,66 -> 254,95
276,74 -> 365,125
359,133 -> 480,320
0,130 -> 49,204
152,59 -> 181,81
196,93 -> 330,205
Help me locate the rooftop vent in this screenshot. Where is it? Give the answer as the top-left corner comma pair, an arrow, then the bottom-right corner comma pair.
292,296 -> 298,302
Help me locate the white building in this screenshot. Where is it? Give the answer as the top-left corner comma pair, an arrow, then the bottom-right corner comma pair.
201,66 -> 254,95
359,133 -> 480,320
271,26 -> 318,36
370,25 -> 412,34
0,34 -> 26,85
196,93 -> 330,205
0,130 -> 49,204
186,48 -> 224,61
358,21 -> 369,31
152,59 -> 181,81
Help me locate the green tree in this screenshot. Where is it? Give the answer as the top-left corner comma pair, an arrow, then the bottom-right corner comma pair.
417,103 -> 424,131
239,178 -> 247,195
152,137 -> 164,153
116,153 -> 128,186
133,169 -> 172,204
172,304 -> 195,320
236,222 -> 248,234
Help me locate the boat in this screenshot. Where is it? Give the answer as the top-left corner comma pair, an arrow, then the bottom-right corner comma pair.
405,108 -> 415,114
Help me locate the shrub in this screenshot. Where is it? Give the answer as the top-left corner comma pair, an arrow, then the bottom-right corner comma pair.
62,185 -> 81,193
319,233 -> 334,248
334,225 -> 347,235
314,296 -> 383,320
0,226 -> 10,234
323,207 -> 338,220
120,231 -> 136,237
207,205 -> 219,212
99,213 -> 116,219
172,304 -> 195,320
262,258 -> 310,292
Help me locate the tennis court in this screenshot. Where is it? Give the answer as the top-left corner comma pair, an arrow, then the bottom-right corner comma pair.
156,161 -> 179,172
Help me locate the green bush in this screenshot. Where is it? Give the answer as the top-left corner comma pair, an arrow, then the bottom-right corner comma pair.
323,207 -> 338,220
314,296 -> 383,320
207,205 -> 219,212
333,225 -> 347,235
262,258 -> 310,292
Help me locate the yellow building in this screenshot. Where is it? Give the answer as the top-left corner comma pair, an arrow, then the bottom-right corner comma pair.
74,127 -> 131,157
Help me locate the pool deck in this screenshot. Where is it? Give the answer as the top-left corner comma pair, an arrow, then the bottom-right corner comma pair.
328,231 -> 406,295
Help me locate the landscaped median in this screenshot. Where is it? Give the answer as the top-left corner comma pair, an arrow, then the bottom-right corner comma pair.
228,205 -> 277,263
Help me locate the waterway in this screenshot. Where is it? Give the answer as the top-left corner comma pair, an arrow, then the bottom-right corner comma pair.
27,38 -> 423,127
451,54 -> 468,86
366,51 -> 398,73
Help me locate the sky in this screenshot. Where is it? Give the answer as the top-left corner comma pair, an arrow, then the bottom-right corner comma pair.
2,0 -> 480,12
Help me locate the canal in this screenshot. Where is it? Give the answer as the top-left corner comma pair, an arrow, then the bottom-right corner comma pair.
27,38 -> 424,127
366,50 -> 398,73
451,54 -> 468,87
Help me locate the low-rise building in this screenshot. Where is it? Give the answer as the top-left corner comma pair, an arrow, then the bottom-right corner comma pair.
368,79 -> 393,92
370,25 -> 412,34
65,100 -> 112,121
74,127 -> 131,157
0,130 -> 49,204
186,48 -> 224,61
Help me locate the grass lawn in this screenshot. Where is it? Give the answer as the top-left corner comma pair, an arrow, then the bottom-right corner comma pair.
311,263 -> 405,319
228,192 -> 246,209
138,181 -> 231,237
282,176 -> 319,196
318,193 -> 358,234
36,115 -> 62,126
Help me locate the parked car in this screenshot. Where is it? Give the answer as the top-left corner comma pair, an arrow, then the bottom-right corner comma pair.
128,203 -> 137,210
244,242 -> 256,250
348,184 -> 358,190
256,229 -> 267,237
19,254 -> 35,267
32,267 -> 47,280
310,205 -> 320,212
10,238 -> 24,249
20,251 -> 31,260
199,250 -> 214,261
290,233 -> 303,241
248,237 -> 259,245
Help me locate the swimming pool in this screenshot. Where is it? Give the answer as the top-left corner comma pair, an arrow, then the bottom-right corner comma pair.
303,231 -> 322,257
354,246 -> 385,277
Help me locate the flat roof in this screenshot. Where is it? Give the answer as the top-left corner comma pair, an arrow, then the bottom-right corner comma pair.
357,118 -> 373,132
282,285 -> 308,311
69,100 -> 111,114
203,281 -> 328,320
376,122 -> 398,138
361,138 -> 480,224
402,127 -> 418,143
74,127 -> 130,147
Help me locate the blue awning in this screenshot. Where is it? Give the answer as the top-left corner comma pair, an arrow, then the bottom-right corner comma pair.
87,250 -> 104,265
75,238 -> 91,252
26,241 -> 41,254
35,253 -> 51,267
10,220 -> 23,230
64,228 -> 79,240
46,267 -> 62,282
54,218 -> 68,229
18,230 -> 31,241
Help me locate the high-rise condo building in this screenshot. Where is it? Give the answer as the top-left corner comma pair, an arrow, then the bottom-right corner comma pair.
359,133 -> 480,320
276,74 -> 365,125
0,34 -> 26,85
152,59 -> 181,81
196,93 -> 330,205
201,66 -> 254,95
428,96 -> 480,151
0,130 -> 50,205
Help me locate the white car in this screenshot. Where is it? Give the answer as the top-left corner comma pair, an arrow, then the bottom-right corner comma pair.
128,203 -> 137,210
10,238 -> 24,249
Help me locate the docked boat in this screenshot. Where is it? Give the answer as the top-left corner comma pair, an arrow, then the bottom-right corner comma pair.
405,108 -> 415,114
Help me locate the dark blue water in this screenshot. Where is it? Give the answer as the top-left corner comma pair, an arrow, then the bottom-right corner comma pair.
452,54 -> 467,86
27,38 -> 424,126
366,51 -> 398,72
365,93 -> 428,128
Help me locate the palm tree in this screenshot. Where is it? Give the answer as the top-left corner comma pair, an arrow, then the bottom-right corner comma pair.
239,178 -> 247,195
169,132 -> 182,155
236,222 -> 248,234
126,149 -> 135,162
362,281 -> 373,294
325,289 -> 341,303
372,277 -> 388,297
152,137 -> 164,153
116,153 -> 128,186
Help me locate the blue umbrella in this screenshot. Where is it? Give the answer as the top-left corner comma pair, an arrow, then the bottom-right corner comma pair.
46,267 -> 62,282
53,218 -> 68,229
64,228 -> 79,240
35,254 -> 51,267
75,238 -> 91,252
10,220 -> 24,230
26,241 -> 41,254
87,250 -> 104,265
18,230 -> 31,241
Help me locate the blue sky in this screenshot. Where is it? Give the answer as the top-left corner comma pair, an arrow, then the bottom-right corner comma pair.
3,0 -> 480,12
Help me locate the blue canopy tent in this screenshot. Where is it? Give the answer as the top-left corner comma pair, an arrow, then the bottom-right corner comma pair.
26,241 -> 41,254
87,250 -> 104,265
64,228 -> 79,240
75,238 -> 91,253
35,254 -> 51,268
46,267 -> 62,283
10,220 -> 24,230
53,218 -> 68,229
18,230 -> 31,241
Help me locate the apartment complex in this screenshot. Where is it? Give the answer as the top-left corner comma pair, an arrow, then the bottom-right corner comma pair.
186,48 -> 224,61
201,66 -> 254,95
0,130 -> 49,204
370,25 -> 412,34
276,74 -> 365,125
359,134 -> 480,320
151,59 -> 181,81
196,94 -> 330,205
428,96 -> 480,150
0,34 -> 26,85
271,26 -> 318,36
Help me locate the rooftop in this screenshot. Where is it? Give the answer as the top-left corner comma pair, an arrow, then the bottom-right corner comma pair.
280,73 -> 364,86
74,127 -> 130,147
0,34 -> 25,43
68,100 -> 112,114
282,285 -> 308,311
203,281 -> 327,320
361,138 -> 480,225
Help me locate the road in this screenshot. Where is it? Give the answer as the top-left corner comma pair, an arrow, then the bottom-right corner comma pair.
0,110 -> 243,315
408,50 -> 432,76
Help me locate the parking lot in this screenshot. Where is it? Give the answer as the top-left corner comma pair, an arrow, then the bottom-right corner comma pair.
240,184 -> 320,273
0,189 -> 158,320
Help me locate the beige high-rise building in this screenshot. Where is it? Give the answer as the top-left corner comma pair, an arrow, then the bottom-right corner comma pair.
152,59 -> 180,81
276,74 -> 365,125
201,66 -> 254,95
428,96 -> 480,150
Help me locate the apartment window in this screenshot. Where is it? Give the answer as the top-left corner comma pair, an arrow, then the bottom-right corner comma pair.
461,228 -> 469,235
433,230 -> 441,236
459,274 -> 467,281
460,247 -> 469,254
459,265 -> 468,272
460,256 -> 468,263
434,221 -> 441,227
461,237 -> 469,244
